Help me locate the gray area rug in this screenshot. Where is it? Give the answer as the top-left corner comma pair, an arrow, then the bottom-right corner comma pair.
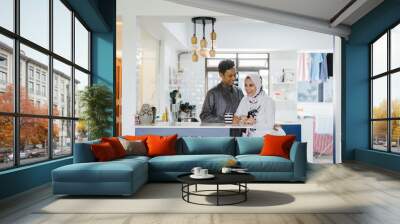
38,183 -> 362,214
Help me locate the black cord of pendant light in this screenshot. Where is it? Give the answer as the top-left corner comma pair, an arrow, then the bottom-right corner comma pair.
202,19 -> 206,40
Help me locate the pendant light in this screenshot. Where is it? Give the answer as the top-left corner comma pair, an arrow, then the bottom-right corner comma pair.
191,17 -> 217,62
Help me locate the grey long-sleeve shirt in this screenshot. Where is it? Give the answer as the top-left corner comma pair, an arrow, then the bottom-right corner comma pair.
200,82 -> 244,123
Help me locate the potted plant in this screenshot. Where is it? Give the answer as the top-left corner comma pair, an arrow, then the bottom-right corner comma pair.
79,84 -> 113,140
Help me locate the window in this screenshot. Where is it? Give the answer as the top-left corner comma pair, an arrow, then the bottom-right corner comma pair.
205,53 -> 269,92
0,0 -> 14,31
53,119 -> 72,158
20,0 -> 49,48
0,71 -> 6,85
36,84 -> 40,95
0,35 -> 14,113
42,85 -> 46,97
74,69 -> 89,118
53,59 -> 72,117
28,67 -> 34,80
53,0 -> 72,60
28,82 -> 34,94
370,23 -> 400,154
0,116 -> 13,170
0,1 -> 91,170
75,18 -> 89,69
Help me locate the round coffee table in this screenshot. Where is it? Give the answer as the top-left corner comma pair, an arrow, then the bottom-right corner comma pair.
177,173 -> 255,206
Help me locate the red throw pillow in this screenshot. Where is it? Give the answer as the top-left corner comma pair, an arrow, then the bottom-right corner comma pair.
146,134 -> 178,157
101,137 -> 127,158
91,142 -> 117,161
260,134 -> 296,159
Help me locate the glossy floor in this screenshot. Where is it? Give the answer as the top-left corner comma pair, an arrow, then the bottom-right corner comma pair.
0,162 -> 400,224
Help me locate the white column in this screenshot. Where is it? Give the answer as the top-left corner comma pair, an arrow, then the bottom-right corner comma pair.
119,8 -> 138,135
333,36 -> 342,163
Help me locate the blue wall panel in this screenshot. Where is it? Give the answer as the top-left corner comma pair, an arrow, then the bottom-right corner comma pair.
0,158 -> 72,199
344,0 -> 400,171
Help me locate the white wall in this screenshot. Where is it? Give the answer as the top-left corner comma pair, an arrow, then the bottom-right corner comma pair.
137,28 -> 160,110
159,40 -> 179,114
177,54 -> 206,119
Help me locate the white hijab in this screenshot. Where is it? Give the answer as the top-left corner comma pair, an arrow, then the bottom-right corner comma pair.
246,74 -> 265,105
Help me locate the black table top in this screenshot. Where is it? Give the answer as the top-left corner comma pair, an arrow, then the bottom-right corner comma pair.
177,172 -> 255,185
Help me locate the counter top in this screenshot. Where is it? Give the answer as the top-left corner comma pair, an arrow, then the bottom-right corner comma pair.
135,121 -> 300,129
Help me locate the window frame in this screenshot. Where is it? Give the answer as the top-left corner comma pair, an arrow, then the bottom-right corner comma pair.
370,20 -> 400,154
0,0 -> 92,171
205,52 -> 270,93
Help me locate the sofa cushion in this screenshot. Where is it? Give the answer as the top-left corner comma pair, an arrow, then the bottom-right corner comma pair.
53,158 -> 147,183
149,154 -> 235,172
260,135 -> 296,159
101,137 -> 127,158
179,137 -> 235,155
236,155 -> 293,172
236,137 -> 263,155
147,135 -> 178,157
118,138 -> 147,156
91,142 -> 118,161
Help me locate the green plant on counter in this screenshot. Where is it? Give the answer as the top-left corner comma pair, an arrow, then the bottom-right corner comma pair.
79,84 -> 113,140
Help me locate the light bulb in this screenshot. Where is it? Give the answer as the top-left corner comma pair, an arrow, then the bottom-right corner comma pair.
199,48 -> 209,57
211,31 -> 217,40
209,48 -> 216,57
200,38 -> 207,48
191,35 -> 197,45
192,51 -> 198,62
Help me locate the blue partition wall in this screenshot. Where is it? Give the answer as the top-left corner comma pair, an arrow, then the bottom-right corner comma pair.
343,0 -> 400,171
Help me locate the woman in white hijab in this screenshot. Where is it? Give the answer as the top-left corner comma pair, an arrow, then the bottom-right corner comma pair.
233,74 -> 283,137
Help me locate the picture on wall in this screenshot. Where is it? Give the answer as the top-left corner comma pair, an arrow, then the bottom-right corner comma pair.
297,81 -> 322,102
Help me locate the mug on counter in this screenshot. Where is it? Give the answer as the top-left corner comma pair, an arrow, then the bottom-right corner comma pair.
224,113 -> 233,124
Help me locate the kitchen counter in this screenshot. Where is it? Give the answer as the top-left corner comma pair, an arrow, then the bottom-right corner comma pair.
135,122 -> 253,129
134,121 -> 301,138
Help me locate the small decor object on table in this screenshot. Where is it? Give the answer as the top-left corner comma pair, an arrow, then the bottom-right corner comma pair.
138,104 -> 154,125
190,167 -> 214,179
177,173 -> 255,206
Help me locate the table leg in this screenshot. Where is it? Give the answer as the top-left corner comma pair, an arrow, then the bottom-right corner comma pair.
195,184 -> 198,192
217,184 -> 219,206
245,183 -> 247,201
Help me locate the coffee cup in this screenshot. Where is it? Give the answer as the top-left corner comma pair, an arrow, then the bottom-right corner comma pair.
191,167 -> 202,176
221,167 -> 232,174
199,169 -> 208,176
224,113 -> 233,124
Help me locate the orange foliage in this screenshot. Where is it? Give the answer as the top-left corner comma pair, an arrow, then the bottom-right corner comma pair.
0,84 -> 60,149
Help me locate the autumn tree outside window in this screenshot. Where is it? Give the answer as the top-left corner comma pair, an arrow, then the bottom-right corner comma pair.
0,0 -> 91,170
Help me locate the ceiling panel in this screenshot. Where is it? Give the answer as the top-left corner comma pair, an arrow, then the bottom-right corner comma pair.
224,0 -> 352,21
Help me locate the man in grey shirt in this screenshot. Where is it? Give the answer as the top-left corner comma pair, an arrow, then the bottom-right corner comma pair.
200,59 -> 244,123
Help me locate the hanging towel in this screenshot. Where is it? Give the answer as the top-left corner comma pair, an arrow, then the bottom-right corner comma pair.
327,53 -> 333,77
310,53 -> 323,81
297,53 -> 311,81
320,53 -> 328,82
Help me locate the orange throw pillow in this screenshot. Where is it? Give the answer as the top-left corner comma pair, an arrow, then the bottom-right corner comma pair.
260,134 -> 296,159
146,134 -> 178,157
101,137 -> 127,158
124,135 -> 148,142
91,142 -> 117,161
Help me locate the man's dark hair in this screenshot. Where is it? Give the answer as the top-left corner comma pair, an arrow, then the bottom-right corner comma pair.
218,59 -> 235,75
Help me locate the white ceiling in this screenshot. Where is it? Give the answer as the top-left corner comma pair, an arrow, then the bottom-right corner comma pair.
118,0 -> 384,38
164,0 -> 384,37
224,0 -> 352,23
